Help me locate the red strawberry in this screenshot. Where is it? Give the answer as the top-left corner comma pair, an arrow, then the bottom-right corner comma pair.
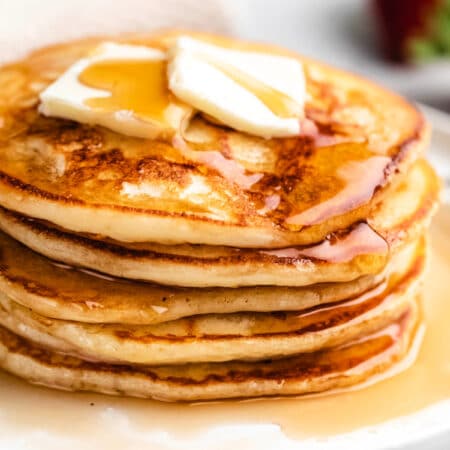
373,0 -> 450,61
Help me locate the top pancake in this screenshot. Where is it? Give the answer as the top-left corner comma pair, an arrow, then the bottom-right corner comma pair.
0,30 -> 428,247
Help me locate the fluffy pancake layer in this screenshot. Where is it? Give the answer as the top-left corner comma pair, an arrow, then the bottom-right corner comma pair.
0,229 -> 384,324
0,301 -> 420,401
0,161 -> 439,287
0,204 -> 428,396
0,238 -> 423,364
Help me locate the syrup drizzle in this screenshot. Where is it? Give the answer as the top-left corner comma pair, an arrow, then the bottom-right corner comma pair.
79,58 -> 172,123
262,222 -> 389,263
286,156 -> 391,226
172,133 -> 263,190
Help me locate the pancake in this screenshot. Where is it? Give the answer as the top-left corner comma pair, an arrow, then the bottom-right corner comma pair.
0,160 -> 438,287
0,301 -> 420,401
0,240 -> 423,364
0,230 -> 386,325
0,222 -> 422,326
0,30 -> 428,248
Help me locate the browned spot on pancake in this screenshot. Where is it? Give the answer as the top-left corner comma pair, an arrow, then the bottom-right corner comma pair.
37,121 -> 103,150
136,157 -> 194,185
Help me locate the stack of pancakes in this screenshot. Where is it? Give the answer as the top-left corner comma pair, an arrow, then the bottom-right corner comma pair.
0,32 -> 440,401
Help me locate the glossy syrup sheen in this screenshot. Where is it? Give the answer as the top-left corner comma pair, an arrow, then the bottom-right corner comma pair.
0,207 -> 448,447
79,58 -> 172,123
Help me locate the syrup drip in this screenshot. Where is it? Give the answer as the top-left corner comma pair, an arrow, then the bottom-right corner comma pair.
244,277 -> 395,337
257,194 -> 281,215
262,222 -> 389,263
172,134 -> 263,190
301,117 -> 359,147
286,155 -> 391,226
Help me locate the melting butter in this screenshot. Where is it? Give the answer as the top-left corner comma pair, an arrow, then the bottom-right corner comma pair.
39,42 -> 192,139
202,57 -> 302,119
168,36 -> 306,138
39,38 -> 306,140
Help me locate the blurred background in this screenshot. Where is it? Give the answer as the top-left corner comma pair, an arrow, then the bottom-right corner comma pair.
236,0 -> 450,112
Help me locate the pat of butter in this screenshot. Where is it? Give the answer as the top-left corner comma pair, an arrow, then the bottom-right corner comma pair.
39,43 -> 192,139
168,37 -> 305,138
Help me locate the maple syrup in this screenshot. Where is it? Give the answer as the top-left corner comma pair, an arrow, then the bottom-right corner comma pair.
79,59 -> 171,123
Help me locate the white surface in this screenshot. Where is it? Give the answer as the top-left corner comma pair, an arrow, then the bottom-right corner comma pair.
5,401 -> 450,450
423,106 -> 450,203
